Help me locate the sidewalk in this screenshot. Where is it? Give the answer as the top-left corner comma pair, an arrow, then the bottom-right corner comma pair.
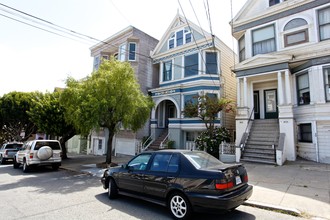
61,153 -> 330,220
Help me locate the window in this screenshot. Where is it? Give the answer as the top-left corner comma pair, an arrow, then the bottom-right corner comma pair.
176,30 -> 183,47
269,0 -> 286,6
298,123 -> 312,143
184,94 -> 198,118
284,18 -> 309,47
98,139 -> 102,150
297,73 -> 310,105
128,153 -> 152,171
118,44 -> 126,61
252,25 -> 276,55
324,67 -> 330,101
238,36 -> 245,62
102,55 -> 109,60
93,56 -> 100,70
168,30 -> 192,49
205,52 -> 218,75
184,53 -> 198,77
163,61 -> 172,82
318,6 -> 330,41
128,43 -> 136,61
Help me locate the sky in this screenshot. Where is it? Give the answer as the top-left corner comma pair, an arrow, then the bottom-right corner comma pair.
0,0 -> 248,96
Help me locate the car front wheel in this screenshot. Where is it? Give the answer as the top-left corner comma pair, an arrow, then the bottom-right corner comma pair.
108,178 -> 118,199
168,192 -> 192,220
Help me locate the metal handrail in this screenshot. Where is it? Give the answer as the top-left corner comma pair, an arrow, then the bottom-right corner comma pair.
141,132 -> 154,152
160,131 -> 170,149
239,106 -> 255,151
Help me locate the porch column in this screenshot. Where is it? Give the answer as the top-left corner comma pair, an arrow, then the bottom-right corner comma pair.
237,79 -> 241,107
278,71 -> 284,105
285,70 -> 292,104
243,77 -> 247,106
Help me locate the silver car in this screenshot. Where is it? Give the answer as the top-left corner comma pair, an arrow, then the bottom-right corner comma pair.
0,142 -> 23,164
13,140 -> 62,172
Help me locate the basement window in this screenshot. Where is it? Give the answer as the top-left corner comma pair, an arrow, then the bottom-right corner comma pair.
298,123 -> 312,143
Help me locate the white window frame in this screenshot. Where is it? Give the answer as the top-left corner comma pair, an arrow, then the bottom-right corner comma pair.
168,29 -> 192,49
318,6 -> 330,41
118,43 -> 126,61
252,24 -> 276,56
283,18 -> 309,47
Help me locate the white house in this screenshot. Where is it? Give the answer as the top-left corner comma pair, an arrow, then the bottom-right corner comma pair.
232,0 -> 330,164
148,13 -> 237,150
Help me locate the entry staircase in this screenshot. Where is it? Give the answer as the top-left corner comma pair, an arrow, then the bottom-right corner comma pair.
241,119 -> 279,165
148,129 -> 168,151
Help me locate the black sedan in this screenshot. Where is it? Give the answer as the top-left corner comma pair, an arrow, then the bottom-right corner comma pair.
101,150 -> 253,219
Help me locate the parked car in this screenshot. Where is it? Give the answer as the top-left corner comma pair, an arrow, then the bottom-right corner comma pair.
101,150 -> 253,219
13,140 -> 62,172
0,142 -> 23,164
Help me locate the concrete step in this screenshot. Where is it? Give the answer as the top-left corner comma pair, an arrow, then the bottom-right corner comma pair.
244,148 -> 275,154
241,157 -> 276,165
243,152 -> 275,159
246,140 -> 277,146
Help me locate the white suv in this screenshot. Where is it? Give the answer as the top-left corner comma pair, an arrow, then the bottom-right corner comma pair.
13,140 -> 62,172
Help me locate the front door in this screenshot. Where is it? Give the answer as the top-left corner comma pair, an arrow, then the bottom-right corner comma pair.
253,91 -> 260,119
264,89 -> 278,119
165,103 -> 175,127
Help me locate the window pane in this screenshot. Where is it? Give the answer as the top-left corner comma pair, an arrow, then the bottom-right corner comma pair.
163,61 -> 172,81
269,0 -> 280,6
185,33 -> 191,43
184,53 -> 198,77
253,38 -> 276,55
128,154 -> 152,171
168,154 -> 179,173
177,30 -> 183,46
297,73 -> 310,105
253,25 -> 275,42
128,43 -> 136,61
286,31 -> 307,45
319,7 -> 330,40
298,124 -> 312,143
206,52 -> 218,74
284,18 -> 307,31
150,154 -> 171,172
169,39 -> 174,49
184,94 -> 198,106
119,44 -> 126,61
324,68 -> 330,101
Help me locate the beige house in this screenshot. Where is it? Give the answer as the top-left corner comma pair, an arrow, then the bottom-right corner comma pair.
232,0 -> 330,165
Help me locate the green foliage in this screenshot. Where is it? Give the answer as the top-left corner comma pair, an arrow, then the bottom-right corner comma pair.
166,140 -> 175,149
0,91 -> 39,141
60,58 -> 154,163
195,127 -> 230,158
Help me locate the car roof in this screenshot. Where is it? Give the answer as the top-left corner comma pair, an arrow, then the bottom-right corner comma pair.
145,149 -> 202,154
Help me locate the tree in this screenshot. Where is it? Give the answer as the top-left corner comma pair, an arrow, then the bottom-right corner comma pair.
0,91 -> 39,142
27,91 -> 76,159
183,94 -> 234,157
60,58 -> 154,164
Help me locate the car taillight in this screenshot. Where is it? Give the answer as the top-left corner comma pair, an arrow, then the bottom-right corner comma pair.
29,153 -> 34,159
4,150 -> 8,156
215,179 -> 234,190
243,174 -> 248,182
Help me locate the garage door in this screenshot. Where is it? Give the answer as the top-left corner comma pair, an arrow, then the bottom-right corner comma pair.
115,138 -> 136,156
317,121 -> 330,164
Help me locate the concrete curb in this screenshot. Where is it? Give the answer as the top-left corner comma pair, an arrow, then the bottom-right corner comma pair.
243,200 -> 302,217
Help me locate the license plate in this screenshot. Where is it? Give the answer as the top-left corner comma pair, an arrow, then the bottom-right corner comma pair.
235,176 -> 242,185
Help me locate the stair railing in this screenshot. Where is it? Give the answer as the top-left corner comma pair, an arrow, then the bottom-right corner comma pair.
272,124 -> 279,162
141,132 -> 154,152
239,106 -> 255,153
160,131 -> 170,149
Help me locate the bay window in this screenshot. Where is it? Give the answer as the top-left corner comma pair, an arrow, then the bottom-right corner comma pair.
163,61 -> 172,82
205,52 -> 218,75
238,36 -> 245,61
128,43 -> 136,61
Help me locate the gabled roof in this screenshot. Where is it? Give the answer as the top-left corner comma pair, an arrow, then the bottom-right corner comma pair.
151,12 -> 212,57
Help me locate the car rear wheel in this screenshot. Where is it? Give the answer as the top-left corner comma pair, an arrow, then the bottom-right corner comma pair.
23,160 -> 29,173
108,178 -> 118,199
168,192 -> 192,220
13,157 -> 20,169
52,164 -> 59,171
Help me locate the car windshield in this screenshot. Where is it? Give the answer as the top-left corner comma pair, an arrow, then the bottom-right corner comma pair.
183,151 -> 223,169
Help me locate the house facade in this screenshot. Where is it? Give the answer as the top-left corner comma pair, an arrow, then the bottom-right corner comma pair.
89,26 -> 159,156
149,13 -> 236,150
232,0 -> 330,164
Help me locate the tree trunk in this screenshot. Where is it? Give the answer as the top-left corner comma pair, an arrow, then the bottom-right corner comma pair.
106,131 -> 114,164
59,128 -> 76,159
